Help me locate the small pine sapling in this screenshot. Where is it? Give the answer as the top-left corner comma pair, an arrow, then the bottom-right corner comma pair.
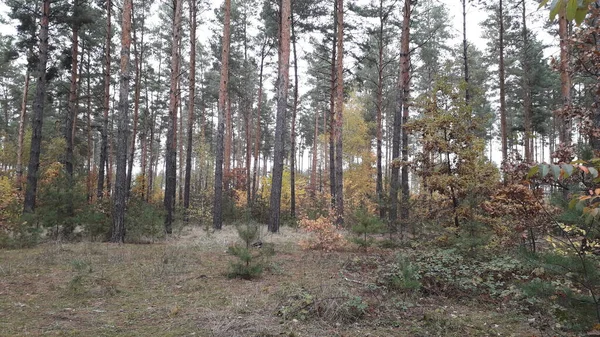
227,221 -> 273,279
350,207 -> 385,250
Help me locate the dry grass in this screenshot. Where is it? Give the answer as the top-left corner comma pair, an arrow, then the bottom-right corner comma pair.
0,224 -> 539,336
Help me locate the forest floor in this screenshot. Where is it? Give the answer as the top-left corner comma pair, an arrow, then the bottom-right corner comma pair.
0,225 -> 544,337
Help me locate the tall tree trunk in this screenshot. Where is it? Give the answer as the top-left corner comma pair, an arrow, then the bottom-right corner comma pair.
334,0 -> 344,226
164,0 -> 183,234
98,0 -> 111,200
86,48 -> 92,202
111,0 -> 133,243
522,0 -> 533,162
376,2 -> 385,219
23,0 -> 50,214
329,0 -> 337,209
184,0 -> 196,210
499,0 -> 508,171
389,0 -> 411,227
310,109 -> 319,196
178,81 -> 184,205
65,2 -> 79,222
252,41 -> 267,202
462,0 -> 470,103
558,9 -> 572,146
268,0 -> 291,233
127,1 -> 145,196
290,11 -> 299,219
400,0 -> 411,221
213,0 -> 231,230
16,71 -> 30,190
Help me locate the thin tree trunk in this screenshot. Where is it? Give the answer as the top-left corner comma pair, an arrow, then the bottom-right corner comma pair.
558,9 -> 572,146
23,0 -> 50,214
16,71 -> 30,190
334,0 -> 344,226
252,41 -> 267,202
98,0 -> 111,200
329,0 -> 337,209
178,80 -> 184,205
310,109 -> 319,196
400,0 -> 411,221
522,0 -> 533,162
499,0 -> 508,171
376,1 -> 385,219
164,0 -> 183,234
65,3 -> 79,222
290,11 -> 299,219
128,1 -> 145,196
390,0 -> 411,228
184,0 -> 196,210
268,0 -> 291,233
111,0 -> 133,243
213,0 -> 232,230
462,0 -> 470,103
86,48 -> 92,202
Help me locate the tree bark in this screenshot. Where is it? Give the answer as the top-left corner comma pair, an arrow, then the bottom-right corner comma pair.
184,0 -> 197,210
127,1 -> 145,197
213,0 -> 232,230
389,0 -> 411,227
558,9 -> 572,146
23,0 -> 50,214
522,0 -> 533,162
290,11 -> 299,219
268,0 -> 291,233
86,48 -> 92,202
499,0 -> 508,171
164,0 -> 183,234
376,1 -> 385,219
98,0 -> 111,200
329,0 -> 337,209
65,0 -> 79,219
462,0 -> 470,103
334,0 -> 344,226
111,0 -> 133,243
252,41 -> 267,202
16,71 -> 30,190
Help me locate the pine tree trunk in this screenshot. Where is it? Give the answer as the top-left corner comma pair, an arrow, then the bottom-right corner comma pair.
98,0 -> 111,200
213,0 -> 231,230
310,109 -> 319,196
558,10 -> 572,146
16,71 -> 30,190
400,0 -> 411,221
499,0 -> 508,172
390,0 -> 411,228
334,0 -> 344,226
86,49 -> 92,202
462,0 -> 470,103
252,42 -> 267,202
164,0 -> 183,234
268,0 -> 291,233
127,3 -> 145,197
23,0 -> 50,214
376,3 -> 385,219
65,5 -> 79,221
522,0 -> 533,162
290,12 -> 299,219
184,0 -> 196,210
111,0 -> 133,243
329,0 -> 337,209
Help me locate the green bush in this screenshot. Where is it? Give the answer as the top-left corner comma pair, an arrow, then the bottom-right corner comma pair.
227,221 -> 273,279
349,207 -> 385,250
125,198 -> 165,243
